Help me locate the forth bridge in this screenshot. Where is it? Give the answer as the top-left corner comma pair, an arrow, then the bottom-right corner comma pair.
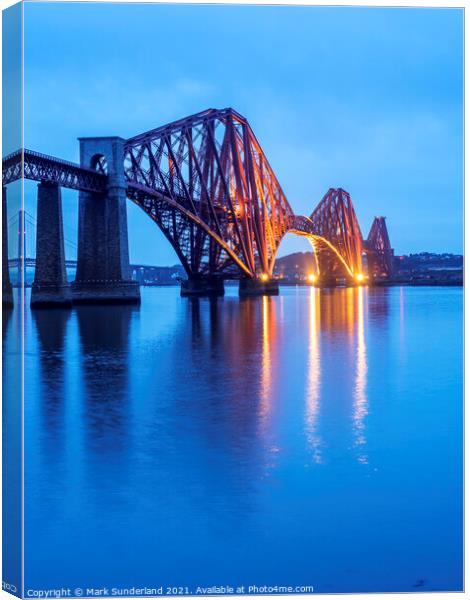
2,107 -> 394,307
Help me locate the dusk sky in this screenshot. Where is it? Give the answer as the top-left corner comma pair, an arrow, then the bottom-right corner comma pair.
21,3 -> 463,265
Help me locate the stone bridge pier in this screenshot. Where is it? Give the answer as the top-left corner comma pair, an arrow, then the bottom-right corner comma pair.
72,137 -> 140,304
180,276 -> 225,297
31,182 -> 72,307
238,277 -> 279,297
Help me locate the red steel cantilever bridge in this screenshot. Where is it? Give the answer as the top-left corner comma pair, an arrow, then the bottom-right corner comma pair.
2,107 -> 393,305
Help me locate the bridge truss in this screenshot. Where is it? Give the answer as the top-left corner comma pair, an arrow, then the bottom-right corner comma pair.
365,216 -> 394,279
2,108 -> 394,283
124,108 -> 293,279
2,149 -> 107,193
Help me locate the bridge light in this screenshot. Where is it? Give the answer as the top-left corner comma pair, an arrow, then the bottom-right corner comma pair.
260,273 -> 269,282
307,274 -> 317,284
356,273 -> 365,283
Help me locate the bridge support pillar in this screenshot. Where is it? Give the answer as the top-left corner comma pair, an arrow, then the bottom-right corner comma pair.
315,276 -> 338,288
180,276 -> 224,297
239,277 -> 279,297
2,187 -> 13,307
31,182 -> 72,308
72,137 -> 140,305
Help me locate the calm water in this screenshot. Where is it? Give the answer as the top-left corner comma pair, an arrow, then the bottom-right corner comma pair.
5,285 -> 463,593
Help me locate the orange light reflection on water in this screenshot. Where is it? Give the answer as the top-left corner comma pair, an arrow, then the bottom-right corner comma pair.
259,295 -> 273,430
258,287 -> 370,465
353,286 -> 369,464
305,287 -> 322,463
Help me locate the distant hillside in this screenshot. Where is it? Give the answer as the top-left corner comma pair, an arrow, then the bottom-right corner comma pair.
395,252 -> 463,270
132,251 -> 462,285
393,252 -> 462,285
273,252 -> 315,278
273,250 -> 463,282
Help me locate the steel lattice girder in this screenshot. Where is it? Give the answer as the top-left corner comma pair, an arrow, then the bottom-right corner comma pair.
287,188 -> 367,280
126,182 -> 240,278
307,188 -> 364,276
124,108 -> 295,278
288,214 -> 359,280
2,149 -> 107,193
2,110 -> 392,281
365,216 -> 394,277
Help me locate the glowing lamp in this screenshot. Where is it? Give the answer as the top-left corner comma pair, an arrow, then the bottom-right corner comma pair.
356,273 -> 365,283
307,274 -> 317,283
260,273 -> 269,282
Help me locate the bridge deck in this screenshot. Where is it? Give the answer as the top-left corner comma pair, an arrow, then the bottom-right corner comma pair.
2,148 -> 108,193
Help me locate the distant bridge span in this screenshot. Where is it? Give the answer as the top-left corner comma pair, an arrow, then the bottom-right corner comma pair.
2,107 -> 393,306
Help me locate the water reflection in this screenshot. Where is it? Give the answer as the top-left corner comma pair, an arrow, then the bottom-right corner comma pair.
76,305 -> 136,457
166,296 -> 277,495
2,304 -> 22,590
305,287 -> 322,463
32,309 -> 71,459
188,297 -> 202,340
18,286 -> 462,592
399,286 -> 405,352
2,306 -> 12,347
353,286 -> 368,463
184,288 -> 373,465
368,285 -> 391,322
260,295 -> 275,431
27,287 -> 376,469
318,288 -> 357,335
302,287 -> 371,463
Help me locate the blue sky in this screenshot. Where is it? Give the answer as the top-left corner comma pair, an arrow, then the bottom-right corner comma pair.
22,2 -> 463,265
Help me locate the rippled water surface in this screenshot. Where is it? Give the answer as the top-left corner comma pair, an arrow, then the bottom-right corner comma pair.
4,285 -> 463,593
